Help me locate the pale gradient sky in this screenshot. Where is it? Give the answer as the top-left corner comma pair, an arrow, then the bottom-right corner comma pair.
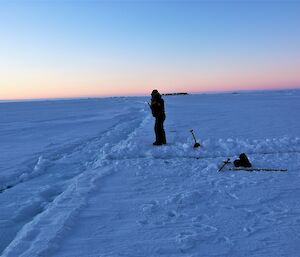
0,1 -> 300,100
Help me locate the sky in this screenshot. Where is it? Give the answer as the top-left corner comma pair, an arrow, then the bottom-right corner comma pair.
0,0 -> 300,100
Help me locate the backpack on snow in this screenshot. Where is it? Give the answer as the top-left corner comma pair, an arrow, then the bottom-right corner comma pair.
234,153 -> 252,168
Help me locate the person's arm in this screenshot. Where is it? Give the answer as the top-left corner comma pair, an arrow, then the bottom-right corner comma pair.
151,100 -> 158,117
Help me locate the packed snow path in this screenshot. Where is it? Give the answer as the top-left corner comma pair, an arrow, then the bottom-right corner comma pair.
1,91 -> 300,257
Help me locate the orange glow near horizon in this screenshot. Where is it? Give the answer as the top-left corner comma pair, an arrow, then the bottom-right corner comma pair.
1,57 -> 300,100
1,77 -> 300,100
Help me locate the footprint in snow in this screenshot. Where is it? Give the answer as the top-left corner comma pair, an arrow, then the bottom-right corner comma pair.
191,214 -> 209,223
163,210 -> 179,223
141,200 -> 159,214
167,210 -> 177,218
195,223 -> 218,234
137,219 -> 148,226
176,231 -> 197,252
214,236 -> 234,245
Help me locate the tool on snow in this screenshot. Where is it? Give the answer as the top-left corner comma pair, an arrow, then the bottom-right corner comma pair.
190,129 -> 201,148
218,158 -> 231,172
228,167 -> 287,172
219,157 -> 287,172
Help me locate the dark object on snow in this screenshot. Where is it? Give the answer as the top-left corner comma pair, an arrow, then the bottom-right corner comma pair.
219,158 -> 231,172
162,92 -> 188,96
229,167 -> 287,172
0,184 -> 13,194
190,129 -> 201,148
234,153 -> 252,168
150,89 -> 166,145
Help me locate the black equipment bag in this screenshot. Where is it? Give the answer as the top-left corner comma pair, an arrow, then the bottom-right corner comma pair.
234,153 -> 252,168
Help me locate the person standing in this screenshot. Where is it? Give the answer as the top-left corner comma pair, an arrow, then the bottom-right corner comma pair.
150,89 -> 166,145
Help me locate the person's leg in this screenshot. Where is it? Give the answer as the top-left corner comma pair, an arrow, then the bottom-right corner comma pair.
161,120 -> 166,144
154,119 -> 160,144
157,118 -> 166,144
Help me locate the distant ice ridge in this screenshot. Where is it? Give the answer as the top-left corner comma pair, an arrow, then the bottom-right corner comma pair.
1,136 -> 298,192
106,136 -> 300,161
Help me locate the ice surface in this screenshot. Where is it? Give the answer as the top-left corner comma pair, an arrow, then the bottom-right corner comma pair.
0,90 -> 300,257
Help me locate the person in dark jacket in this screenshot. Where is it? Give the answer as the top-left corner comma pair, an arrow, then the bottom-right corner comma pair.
150,89 -> 166,145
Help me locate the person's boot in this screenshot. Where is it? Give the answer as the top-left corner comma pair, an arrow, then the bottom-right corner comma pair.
153,141 -> 162,146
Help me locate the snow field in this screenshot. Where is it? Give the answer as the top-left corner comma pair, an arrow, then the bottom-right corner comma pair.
54,92 -> 300,256
1,90 -> 300,256
0,101 -> 146,256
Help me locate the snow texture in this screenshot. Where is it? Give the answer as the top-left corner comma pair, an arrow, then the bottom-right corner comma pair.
0,90 -> 300,257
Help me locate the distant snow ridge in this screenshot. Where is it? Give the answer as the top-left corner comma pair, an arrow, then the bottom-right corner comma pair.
92,111 -> 150,168
203,136 -> 300,157
106,135 -> 300,161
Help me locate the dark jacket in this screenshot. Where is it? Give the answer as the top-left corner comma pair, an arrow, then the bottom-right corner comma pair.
151,93 -> 165,120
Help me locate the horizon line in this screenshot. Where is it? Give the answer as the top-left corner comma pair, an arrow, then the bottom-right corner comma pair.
1,87 -> 300,103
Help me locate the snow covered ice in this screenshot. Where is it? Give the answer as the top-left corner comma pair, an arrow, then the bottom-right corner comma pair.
1,90 -> 300,257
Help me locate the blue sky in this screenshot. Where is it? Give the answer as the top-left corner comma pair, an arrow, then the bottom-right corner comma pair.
0,0 -> 300,99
